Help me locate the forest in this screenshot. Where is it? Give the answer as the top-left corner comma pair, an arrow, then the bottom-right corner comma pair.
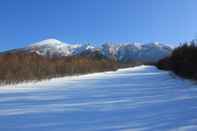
0,51 -> 132,85
157,42 -> 197,80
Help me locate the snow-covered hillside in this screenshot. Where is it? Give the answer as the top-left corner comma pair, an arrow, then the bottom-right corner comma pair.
102,42 -> 172,63
2,39 -> 172,63
0,66 -> 197,130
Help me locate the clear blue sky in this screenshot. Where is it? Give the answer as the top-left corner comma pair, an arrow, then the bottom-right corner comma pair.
0,0 -> 197,51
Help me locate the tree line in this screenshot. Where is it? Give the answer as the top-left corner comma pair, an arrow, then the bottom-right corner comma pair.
0,51 -> 121,85
157,42 -> 197,80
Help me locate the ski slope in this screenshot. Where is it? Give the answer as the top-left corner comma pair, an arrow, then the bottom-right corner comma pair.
0,66 -> 197,131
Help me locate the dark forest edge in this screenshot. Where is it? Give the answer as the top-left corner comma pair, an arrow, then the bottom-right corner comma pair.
0,51 -> 141,86
156,42 -> 197,80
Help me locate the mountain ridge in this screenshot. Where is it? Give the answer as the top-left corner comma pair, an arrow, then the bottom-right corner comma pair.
1,38 -> 172,63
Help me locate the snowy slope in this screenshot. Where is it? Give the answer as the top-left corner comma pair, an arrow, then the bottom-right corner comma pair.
0,66 -> 197,130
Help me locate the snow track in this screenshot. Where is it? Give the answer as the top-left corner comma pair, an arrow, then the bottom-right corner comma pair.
0,66 -> 197,131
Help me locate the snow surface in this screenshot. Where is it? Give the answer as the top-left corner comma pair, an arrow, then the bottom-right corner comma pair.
0,66 -> 197,131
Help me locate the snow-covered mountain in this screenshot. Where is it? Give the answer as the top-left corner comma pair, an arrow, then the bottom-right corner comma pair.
2,39 -> 172,63
101,42 -> 172,63
4,39 -> 96,58
26,39 -> 96,57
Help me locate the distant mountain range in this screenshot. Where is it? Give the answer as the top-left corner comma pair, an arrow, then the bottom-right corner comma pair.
2,38 -> 172,63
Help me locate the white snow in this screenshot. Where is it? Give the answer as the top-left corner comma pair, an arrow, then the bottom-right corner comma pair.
101,42 -> 172,63
0,66 -> 197,131
29,39 -> 66,47
26,39 -> 95,57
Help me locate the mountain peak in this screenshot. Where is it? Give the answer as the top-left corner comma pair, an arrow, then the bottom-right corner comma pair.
24,39 -> 96,57
29,38 -> 66,47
